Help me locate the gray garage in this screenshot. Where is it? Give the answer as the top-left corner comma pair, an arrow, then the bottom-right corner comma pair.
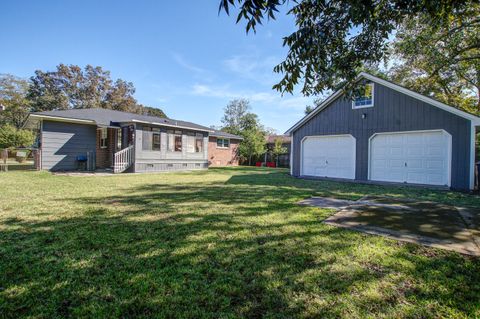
286,73 -> 480,191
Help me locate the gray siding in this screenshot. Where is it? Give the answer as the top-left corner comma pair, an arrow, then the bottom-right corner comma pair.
41,121 -> 97,171
291,82 -> 472,190
134,124 -> 208,173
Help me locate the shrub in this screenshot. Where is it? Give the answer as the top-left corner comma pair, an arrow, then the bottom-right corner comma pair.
0,124 -> 35,149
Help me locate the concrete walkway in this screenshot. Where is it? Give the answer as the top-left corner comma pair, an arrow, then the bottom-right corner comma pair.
299,196 -> 480,256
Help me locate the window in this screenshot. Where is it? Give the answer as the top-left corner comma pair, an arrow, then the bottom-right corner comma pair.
195,133 -> 203,153
142,127 -> 161,151
186,133 -> 204,153
100,128 -> 108,148
186,133 -> 195,153
217,138 -> 230,148
352,83 -> 374,109
167,130 -> 182,152
117,129 -> 122,150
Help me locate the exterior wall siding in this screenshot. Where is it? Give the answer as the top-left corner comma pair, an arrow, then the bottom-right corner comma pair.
208,136 -> 240,167
41,120 -> 97,171
291,82 -> 472,190
134,124 -> 208,173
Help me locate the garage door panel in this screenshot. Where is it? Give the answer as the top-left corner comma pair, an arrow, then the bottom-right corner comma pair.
302,135 -> 355,179
370,131 -> 450,186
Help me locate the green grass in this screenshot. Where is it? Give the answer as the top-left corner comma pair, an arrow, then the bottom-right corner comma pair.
0,167 -> 479,318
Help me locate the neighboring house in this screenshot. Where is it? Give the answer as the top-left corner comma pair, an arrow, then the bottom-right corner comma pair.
286,72 -> 480,191
23,108 -> 212,173
208,130 -> 243,167
265,134 -> 291,168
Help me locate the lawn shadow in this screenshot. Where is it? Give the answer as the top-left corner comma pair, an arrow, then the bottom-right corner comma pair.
1,168 -> 480,318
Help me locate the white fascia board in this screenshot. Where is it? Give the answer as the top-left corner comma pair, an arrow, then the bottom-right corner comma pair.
285,89 -> 345,134
285,72 -> 480,134
360,72 -> 480,125
130,119 -> 214,133
26,114 -> 97,125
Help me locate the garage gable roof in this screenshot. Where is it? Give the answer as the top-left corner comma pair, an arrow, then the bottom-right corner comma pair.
285,72 -> 480,134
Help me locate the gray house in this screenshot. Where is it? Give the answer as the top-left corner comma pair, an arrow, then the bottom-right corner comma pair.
23,108 -> 213,173
286,73 -> 480,191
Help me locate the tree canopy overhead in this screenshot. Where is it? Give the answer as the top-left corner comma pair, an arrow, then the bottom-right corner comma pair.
390,3 -> 480,113
219,0 -> 478,97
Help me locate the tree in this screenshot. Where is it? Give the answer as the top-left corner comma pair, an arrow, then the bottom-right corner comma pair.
304,105 -> 314,115
272,138 -> 288,167
219,98 -> 268,165
219,0 -> 478,96
221,98 -> 250,134
0,125 -> 35,149
390,4 -> 480,113
238,128 -> 266,165
0,74 -> 31,128
27,64 -> 167,117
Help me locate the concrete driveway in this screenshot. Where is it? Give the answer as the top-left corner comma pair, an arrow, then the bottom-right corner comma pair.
299,195 -> 480,256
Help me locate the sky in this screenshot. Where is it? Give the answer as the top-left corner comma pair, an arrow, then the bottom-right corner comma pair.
0,0 -> 316,133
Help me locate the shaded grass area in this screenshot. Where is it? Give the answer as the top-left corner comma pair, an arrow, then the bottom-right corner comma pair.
0,167 -> 479,318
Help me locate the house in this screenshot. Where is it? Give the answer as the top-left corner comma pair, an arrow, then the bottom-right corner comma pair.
208,130 -> 243,167
23,108 -> 213,173
286,72 -> 480,191
264,134 -> 291,167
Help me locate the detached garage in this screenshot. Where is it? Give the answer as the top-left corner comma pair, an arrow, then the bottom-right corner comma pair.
287,72 -> 480,191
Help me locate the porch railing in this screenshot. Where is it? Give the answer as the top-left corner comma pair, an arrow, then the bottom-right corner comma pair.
113,145 -> 134,173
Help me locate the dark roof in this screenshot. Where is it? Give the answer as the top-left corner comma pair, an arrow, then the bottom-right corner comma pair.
211,130 -> 243,140
29,108 -> 213,132
266,135 -> 291,144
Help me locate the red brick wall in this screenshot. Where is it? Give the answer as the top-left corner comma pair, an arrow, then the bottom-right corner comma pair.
208,136 -> 240,167
96,128 -> 116,169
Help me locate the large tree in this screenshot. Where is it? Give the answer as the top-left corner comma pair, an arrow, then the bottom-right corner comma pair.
219,0 -> 478,96
221,98 -> 251,135
0,74 -> 31,129
219,98 -> 267,165
27,64 -> 167,117
390,4 -> 480,113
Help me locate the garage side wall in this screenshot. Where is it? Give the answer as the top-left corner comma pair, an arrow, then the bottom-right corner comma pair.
291,82 -> 472,190
41,120 -> 97,171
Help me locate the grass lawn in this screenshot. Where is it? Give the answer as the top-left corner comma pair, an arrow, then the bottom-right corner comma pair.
1,167 -> 479,318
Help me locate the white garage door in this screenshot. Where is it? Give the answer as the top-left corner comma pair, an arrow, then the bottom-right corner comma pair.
370,130 -> 451,186
301,135 -> 356,179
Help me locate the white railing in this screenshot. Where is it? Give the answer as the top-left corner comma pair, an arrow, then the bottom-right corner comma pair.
113,145 -> 134,173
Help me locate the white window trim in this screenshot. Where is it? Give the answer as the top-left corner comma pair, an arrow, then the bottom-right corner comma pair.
216,138 -> 230,149
100,128 -> 108,149
352,83 -> 374,109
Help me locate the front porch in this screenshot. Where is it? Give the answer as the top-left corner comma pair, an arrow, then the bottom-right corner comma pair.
95,125 -> 135,173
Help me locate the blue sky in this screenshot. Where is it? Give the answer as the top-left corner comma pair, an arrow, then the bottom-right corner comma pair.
0,0 -> 316,132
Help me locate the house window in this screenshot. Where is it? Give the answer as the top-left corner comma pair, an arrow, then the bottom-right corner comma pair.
167,130 -> 182,152
352,83 -> 374,109
195,133 -> 203,153
217,138 -> 230,148
100,128 -> 108,148
117,129 -> 122,150
186,133 -> 204,153
142,127 -> 161,151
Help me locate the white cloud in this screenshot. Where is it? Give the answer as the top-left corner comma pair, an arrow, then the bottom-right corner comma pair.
171,52 -> 210,76
190,83 -> 314,111
222,54 -> 280,85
